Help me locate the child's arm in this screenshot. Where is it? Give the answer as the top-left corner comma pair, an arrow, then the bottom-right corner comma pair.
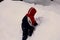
28,17 -> 38,27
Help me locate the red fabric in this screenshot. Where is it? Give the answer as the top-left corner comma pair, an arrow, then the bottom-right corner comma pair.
26,7 -> 37,25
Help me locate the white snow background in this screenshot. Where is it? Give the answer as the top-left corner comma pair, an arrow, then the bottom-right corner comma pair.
0,1 -> 60,40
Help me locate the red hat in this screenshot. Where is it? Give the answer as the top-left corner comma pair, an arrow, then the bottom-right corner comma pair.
27,7 -> 37,16
26,7 -> 37,25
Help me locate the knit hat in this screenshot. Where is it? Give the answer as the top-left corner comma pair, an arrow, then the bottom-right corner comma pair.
26,7 -> 37,25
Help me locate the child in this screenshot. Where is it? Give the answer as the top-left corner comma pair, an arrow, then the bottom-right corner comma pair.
21,7 -> 38,40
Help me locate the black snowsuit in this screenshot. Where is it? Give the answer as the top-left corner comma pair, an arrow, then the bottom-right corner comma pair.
21,16 -> 35,40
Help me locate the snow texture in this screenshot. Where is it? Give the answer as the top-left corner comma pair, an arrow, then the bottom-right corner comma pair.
23,0 -> 51,6
54,0 -> 60,4
0,1 -> 60,40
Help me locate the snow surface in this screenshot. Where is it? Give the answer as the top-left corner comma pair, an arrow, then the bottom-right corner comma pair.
23,0 -> 51,6
0,1 -> 60,40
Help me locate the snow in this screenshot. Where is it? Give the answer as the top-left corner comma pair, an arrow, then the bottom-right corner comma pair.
0,1 -> 60,40
23,0 -> 51,6
54,0 -> 60,4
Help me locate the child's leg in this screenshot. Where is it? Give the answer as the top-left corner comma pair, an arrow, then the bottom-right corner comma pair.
28,26 -> 35,36
22,28 -> 28,40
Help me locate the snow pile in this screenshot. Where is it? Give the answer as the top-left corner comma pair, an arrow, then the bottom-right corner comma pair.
0,1 -> 60,40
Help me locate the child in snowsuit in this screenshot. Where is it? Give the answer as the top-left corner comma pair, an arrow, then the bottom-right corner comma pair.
21,7 -> 38,40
